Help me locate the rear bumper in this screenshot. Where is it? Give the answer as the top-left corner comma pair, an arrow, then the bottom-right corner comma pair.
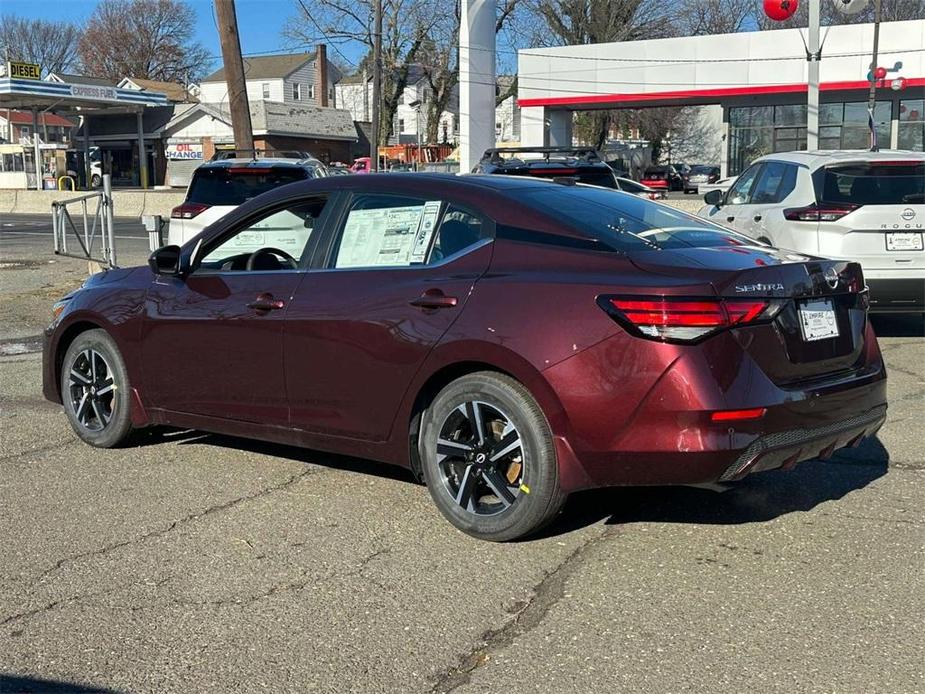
866,278 -> 925,313
718,404 -> 886,481
542,322 -> 887,492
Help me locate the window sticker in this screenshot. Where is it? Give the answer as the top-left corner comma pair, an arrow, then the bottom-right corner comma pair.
411,200 -> 443,262
336,203 -> 434,268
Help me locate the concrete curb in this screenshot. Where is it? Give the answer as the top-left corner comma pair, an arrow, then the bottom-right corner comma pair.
3,189 -> 186,218
0,190 -> 16,214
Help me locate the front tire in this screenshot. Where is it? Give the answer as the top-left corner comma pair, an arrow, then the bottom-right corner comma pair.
420,372 -> 566,541
61,329 -> 134,448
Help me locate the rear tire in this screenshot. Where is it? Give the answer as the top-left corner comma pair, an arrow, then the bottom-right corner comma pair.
90,174 -> 101,188
420,372 -> 566,541
61,329 -> 134,448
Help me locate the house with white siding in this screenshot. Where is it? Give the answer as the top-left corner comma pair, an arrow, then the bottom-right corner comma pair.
199,47 -> 341,109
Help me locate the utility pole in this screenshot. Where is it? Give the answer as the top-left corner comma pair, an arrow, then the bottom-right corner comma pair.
806,0 -> 820,150
214,0 -> 254,152
866,0 -> 882,151
370,0 -> 383,171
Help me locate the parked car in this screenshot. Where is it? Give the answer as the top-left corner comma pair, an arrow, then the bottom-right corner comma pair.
349,157 -> 373,174
167,151 -> 329,247
641,165 -> 685,191
698,176 -> 737,197
474,146 -> 619,189
45,174 -> 887,541
699,150 -> 924,313
685,165 -> 721,194
614,176 -> 666,200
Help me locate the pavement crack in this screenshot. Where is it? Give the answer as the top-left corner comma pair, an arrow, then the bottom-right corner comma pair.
30,466 -> 321,588
428,527 -> 614,694
0,438 -> 78,463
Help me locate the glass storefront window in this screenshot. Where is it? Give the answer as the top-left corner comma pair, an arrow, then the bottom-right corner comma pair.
728,100 -> 895,174
899,99 -> 924,150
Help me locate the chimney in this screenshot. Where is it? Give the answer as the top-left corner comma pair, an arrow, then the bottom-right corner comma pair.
316,44 -> 329,107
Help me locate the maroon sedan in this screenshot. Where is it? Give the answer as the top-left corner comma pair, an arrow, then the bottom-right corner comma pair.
43,174 -> 887,540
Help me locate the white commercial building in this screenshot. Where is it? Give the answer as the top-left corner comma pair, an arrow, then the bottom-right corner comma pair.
517,20 -> 925,176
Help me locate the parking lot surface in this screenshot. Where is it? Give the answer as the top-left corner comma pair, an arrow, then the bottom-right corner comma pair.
1,214 -> 923,693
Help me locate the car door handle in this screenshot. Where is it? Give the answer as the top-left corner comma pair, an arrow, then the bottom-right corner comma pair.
410,290 -> 458,309
753,214 -> 762,222
247,293 -> 285,312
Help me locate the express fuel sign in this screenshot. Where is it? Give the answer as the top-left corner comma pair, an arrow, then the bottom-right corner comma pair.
8,62 -> 41,80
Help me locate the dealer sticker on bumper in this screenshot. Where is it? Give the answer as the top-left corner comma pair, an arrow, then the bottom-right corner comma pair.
885,232 -> 924,251
799,299 -> 839,342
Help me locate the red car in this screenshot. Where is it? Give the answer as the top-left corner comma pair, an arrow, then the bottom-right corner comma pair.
43,175 -> 887,541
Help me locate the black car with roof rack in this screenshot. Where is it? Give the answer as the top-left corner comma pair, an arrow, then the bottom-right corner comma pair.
473,146 -> 620,190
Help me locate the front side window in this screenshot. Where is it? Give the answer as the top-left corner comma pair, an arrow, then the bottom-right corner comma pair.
727,164 -> 762,205
751,162 -> 798,204
330,195 -> 488,269
198,197 -> 329,271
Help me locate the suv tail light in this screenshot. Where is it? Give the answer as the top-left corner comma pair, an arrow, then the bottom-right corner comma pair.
599,296 -> 783,343
783,203 -> 859,222
171,202 -> 210,220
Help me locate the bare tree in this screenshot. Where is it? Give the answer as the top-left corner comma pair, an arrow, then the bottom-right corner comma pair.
526,0 -> 674,148
674,0 -> 754,35
285,0 -> 441,145
754,0 -> 924,30
78,0 -> 211,84
0,16 -> 80,76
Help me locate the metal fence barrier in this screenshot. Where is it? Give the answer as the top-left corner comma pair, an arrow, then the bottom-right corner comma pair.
51,174 -> 117,268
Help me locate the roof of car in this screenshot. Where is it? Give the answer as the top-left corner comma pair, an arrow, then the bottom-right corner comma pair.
198,157 -> 323,169
755,149 -> 925,169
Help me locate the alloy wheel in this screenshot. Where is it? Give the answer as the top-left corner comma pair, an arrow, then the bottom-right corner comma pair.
68,348 -> 117,432
436,400 -> 524,516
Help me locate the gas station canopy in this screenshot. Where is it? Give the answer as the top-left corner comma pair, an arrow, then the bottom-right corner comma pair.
0,75 -> 168,113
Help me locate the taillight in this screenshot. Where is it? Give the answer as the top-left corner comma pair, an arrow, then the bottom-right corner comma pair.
783,203 -> 858,222
599,296 -> 781,342
171,202 -> 210,219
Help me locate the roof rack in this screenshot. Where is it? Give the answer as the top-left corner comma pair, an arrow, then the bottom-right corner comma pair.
480,146 -> 603,165
210,148 -> 315,161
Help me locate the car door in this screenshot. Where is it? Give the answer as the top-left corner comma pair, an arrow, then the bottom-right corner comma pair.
284,192 -> 493,441
746,161 -> 799,245
703,163 -> 763,235
141,195 -> 332,425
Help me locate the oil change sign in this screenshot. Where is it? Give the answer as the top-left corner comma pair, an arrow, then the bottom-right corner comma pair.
8,62 -> 41,80
166,143 -> 203,160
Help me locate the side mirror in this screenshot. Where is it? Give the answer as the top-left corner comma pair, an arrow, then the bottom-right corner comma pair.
703,189 -> 724,207
148,244 -> 182,276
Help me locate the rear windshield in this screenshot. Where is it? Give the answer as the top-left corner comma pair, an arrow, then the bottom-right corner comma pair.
644,168 -> 668,178
187,166 -> 308,206
817,161 -> 925,205
504,167 -> 617,189
519,186 -> 756,252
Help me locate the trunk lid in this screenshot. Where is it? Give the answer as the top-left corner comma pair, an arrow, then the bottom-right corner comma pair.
627,245 -> 870,385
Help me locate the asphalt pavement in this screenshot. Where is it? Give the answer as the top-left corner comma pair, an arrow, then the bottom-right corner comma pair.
1,213 -> 923,693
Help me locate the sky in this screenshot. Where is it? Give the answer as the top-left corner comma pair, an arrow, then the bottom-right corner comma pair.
10,0 -> 361,74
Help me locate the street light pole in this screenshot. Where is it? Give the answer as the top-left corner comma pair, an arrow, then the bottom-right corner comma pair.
806,0 -> 821,150
370,0 -> 383,171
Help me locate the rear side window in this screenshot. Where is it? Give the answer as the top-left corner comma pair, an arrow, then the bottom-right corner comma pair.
751,162 -> 798,204
816,161 -> 925,205
186,166 -> 308,206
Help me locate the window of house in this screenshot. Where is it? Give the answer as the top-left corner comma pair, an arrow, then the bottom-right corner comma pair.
292,83 -> 302,100
308,84 -> 315,100
398,118 -> 405,133
262,82 -> 270,99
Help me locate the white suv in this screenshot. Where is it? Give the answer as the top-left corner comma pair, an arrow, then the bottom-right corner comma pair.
168,152 -> 329,247
699,150 -> 924,313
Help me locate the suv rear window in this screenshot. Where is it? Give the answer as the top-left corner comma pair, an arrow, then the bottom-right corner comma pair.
519,186 -> 753,252
817,161 -> 925,205
503,167 -> 617,189
187,166 -> 308,206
